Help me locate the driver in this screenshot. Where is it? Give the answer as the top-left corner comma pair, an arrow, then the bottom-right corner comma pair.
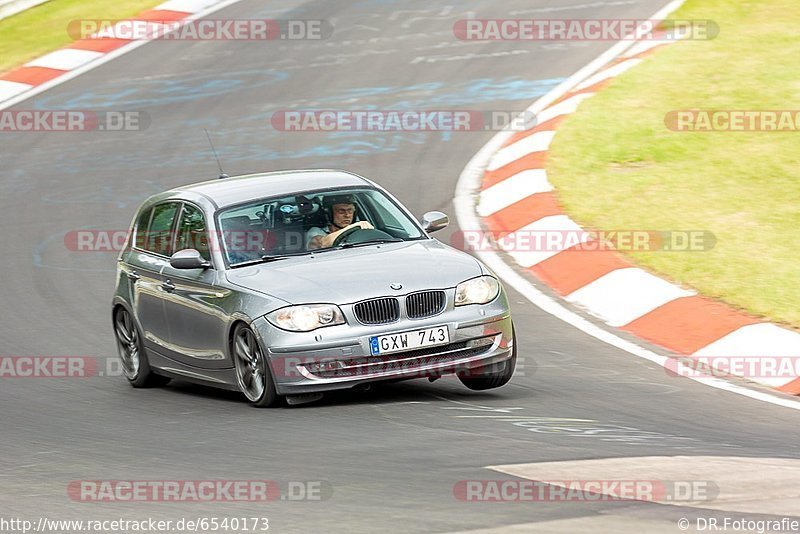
306,194 -> 373,250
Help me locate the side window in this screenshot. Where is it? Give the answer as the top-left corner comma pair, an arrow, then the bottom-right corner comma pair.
134,207 -> 152,249
363,194 -> 402,230
366,199 -> 396,227
145,202 -> 180,256
175,204 -> 211,262
363,190 -> 422,239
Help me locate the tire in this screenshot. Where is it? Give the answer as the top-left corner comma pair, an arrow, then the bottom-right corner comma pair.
232,323 -> 281,407
458,327 -> 517,391
113,307 -> 171,388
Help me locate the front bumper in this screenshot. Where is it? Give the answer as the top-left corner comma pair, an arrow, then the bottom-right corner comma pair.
252,294 -> 513,395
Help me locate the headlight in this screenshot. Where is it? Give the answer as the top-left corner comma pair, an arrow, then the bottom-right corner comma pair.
455,276 -> 500,306
266,304 -> 345,332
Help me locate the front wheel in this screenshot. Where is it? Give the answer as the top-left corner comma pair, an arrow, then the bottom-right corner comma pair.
458,328 -> 516,391
232,324 -> 281,407
113,307 -> 170,388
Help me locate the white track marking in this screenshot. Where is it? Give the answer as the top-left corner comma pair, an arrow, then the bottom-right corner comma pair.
693,323 -> 800,388
502,215 -> 590,267
623,38 -> 670,58
573,57 -> 642,91
0,80 -> 33,101
477,169 -> 551,216
156,0 -> 221,12
535,92 -> 594,125
566,267 -> 695,327
26,49 -> 104,71
486,131 -> 555,172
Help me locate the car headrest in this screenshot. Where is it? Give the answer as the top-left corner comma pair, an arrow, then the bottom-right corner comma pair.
278,197 -> 320,218
222,216 -> 253,230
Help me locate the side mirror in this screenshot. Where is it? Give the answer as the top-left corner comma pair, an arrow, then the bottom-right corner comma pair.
170,249 -> 210,270
422,211 -> 449,234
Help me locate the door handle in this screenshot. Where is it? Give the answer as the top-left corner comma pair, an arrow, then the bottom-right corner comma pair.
161,280 -> 176,292
127,271 -> 140,281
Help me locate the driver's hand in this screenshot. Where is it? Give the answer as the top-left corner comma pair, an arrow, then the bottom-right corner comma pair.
354,221 -> 374,230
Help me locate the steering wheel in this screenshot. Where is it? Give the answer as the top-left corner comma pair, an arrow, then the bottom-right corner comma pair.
331,226 -> 362,247
332,227 -> 395,247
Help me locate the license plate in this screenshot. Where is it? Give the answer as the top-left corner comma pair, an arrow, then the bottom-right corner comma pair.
370,326 -> 450,356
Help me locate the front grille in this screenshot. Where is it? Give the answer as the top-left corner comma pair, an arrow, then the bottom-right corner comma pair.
354,297 -> 400,325
406,290 -> 446,319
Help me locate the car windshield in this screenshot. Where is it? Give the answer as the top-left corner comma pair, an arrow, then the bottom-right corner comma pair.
217,187 -> 425,266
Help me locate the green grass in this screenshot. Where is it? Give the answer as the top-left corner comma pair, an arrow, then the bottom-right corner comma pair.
547,0 -> 800,328
0,0 -> 161,73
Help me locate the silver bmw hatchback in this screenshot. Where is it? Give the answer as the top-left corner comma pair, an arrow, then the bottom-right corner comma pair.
112,170 -> 515,407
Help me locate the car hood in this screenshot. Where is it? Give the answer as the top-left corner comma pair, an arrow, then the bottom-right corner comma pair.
224,239 -> 483,304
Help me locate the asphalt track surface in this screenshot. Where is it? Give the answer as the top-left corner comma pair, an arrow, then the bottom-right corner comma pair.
2,1 -> 800,532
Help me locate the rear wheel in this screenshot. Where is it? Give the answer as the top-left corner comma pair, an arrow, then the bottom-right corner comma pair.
232,324 -> 281,407
113,307 -> 170,388
458,328 -> 516,391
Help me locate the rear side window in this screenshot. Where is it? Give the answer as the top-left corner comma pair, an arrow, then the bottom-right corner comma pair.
134,207 -> 152,249
175,203 -> 211,262
144,202 -> 179,256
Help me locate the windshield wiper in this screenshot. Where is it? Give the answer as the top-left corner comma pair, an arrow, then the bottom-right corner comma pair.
232,254 -> 300,267
338,238 -> 403,249
261,254 -> 295,262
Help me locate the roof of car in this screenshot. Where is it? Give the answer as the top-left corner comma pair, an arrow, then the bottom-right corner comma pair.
171,169 -> 372,208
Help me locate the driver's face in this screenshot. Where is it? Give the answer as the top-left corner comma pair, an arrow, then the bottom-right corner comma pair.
331,203 -> 355,228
